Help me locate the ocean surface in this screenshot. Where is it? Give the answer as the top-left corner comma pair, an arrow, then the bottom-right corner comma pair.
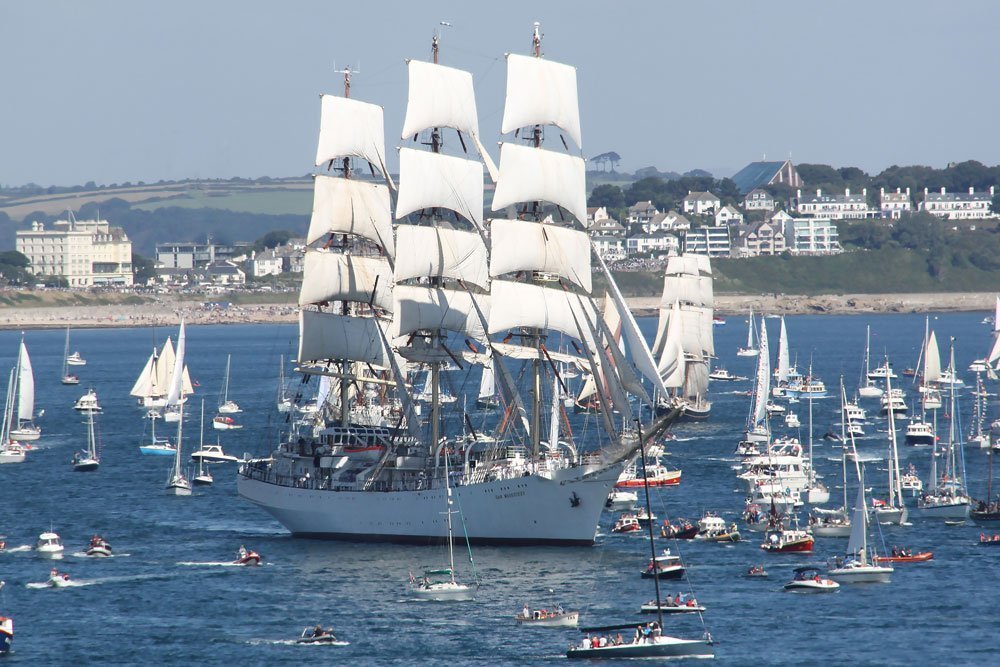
1,313 -> 998,665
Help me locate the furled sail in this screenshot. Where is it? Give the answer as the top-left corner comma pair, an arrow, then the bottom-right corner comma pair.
490,143 -> 587,225
298,309 -> 390,369
315,95 -> 390,182
298,252 -> 393,312
306,175 -> 395,257
501,53 -> 582,148
393,225 -> 489,290
395,148 -> 485,230
777,317 -> 790,383
490,219 -> 592,293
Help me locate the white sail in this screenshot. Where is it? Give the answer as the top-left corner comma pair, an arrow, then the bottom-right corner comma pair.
165,322 -> 187,407
490,219 -> 592,293
661,275 -> 713,308
746,311 -> 756,348
490,143 -> 587,225
924,330 -> 941,384
699,305 -> 716,357
658,303 -> 686,388
401,60 -> 481,140
987,332 -> 1000,367
501,53 -> 582,148
753,322 -> 771,426
777,317 -> 790,383
393,284 -> 489,344
846,477 -> 867,558
130,351 -> 158,398
298,252 -> 393,311
491,342 -> 584,367
478,356 -> 496,402
995,295 -> 1000,334
315,375 -> 333,410
156,338 -> 175,396
665,255 -> 711,277
393,225 -> 489,289
17,341 -> 34,421
488,280 -> 596,343
315,95 -> 390,181
395,148 -> 484,230
306,175 -> 395,257
684,358 -> 709,398
298,310 -> 390,369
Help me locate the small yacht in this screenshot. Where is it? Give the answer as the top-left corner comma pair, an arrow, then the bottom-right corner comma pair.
190,443 -> 239,463
65,351 -> 87,367
905,420 -> 935,446
900,465 -> 924,495
605,490 -> 638,512
36,531 -> 64,559
784,412 -> 801,428
73,389 -> 102,413
866,363 -> 896,381
708,368 -> 744,382
880,389 -> 907,416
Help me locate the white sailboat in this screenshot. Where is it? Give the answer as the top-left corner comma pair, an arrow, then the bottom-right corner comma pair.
164,321 -> 192,496
771,316 -> 796,397
858,325 -> 883,398
0,368 -> 27,464
872,366 -> 907,525
802,389 -> 830,504
130,337 -> 193,409
827,466 -> 893,583
217,354 -> 241,414
65,329 -> 86,366
736,310 -> 759,357
809,380 -> 854,537
72,409 -> 100,472
9,339 -> 40,442
738,316 -> 770,452
193,400 -> 213,486
60,328 -> 81,385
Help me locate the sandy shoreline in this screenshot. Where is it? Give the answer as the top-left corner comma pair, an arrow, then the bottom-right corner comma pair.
0,292 -> 993,331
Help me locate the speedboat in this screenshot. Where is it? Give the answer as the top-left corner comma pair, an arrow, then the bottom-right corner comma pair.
765,401 -> 786,416
296,626 -> 347,645
661,520 -> 698,540
85,535 -> 112,557
233,547 -> 261,566
783,567 -> 839,592
708,368 -> 744,382
73,389 -> 102,413
567,622 -> 713,659
640,550 -> 685,580
190,444 -> 239,463
0,612 -> 11,655
212,415 -> 243,431
45,568 -> 73,588
515,605 -> 580,627
605,490 -> 637,512
36,532 -> 64,559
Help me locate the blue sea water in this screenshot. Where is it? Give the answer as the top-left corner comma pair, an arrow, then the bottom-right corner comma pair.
0,313 -> 998,665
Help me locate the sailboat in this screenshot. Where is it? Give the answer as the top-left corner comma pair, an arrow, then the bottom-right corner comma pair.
237,23 -> 680,545
217,354 -> 241,414
193,400 -> 213,486
130,336 -> 193,409
872,364 -> 907,525
967,372 -> 989,448
0,369 -> 27,464
970,295 -> 1000,373
802,389 -> 829,503
827,465 -> 894,583
60,328 -> 81,385
276,355 -> 292,413
917,339 -> 970,519
164,321 -> 192,496
567,418 -> 714,659
65,329 -> 86,366
736,317 -> 770,455
736,310 -> 759,357
72,409 -> 100,472
858,325 -> 883,398
138,408 -> 174,456
771,317 -> 796,397
810,380 -> 854,537
8,339 -> 40,443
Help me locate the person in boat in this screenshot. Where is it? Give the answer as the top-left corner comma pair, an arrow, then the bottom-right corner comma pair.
238,545 -> 248,560
521,603 -> 530,619
614,633 -> 623,646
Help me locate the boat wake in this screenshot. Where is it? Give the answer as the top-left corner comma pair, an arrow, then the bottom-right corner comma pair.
26,579 -> 91,589
70,552 -> 131,559
247,638 -> 350,647
27,572 -> 172,589
1,545 -> 33,553
177,561 -> 269,567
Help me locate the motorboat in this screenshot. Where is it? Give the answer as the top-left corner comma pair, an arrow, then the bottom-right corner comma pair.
783,567 -> 839,592
66,351 -> 87,367
745,565 -> 768,578
615,458 -> 681,488
904,421 -> 935,446
640,550 -> 685,580
694,516 -> 740,542
36,531 -> 64,559
190,443 -> 239,463
295,626 -> 347,645
0,612 -> 11,655
760,527 -> 814,553
640,596 -> 705,614
873,549 -> 933,564
0,442 -> 27,465
661,520 -> 698,540
233,546 -> 262,566
979,533 -> 1000,546
515,604 -> 580,627
765,401 -> 786,415
708,368 -> 745,382
611,514 -> 642,534
212,415 -> 242,431
45,568 -> 73,588
784,412 -> 801,428
809,510 -> 851,537
879,389 -> 907,416
85,535 -> 112,558
867,363 -> 896,381
567,622 -> 713,659
900,465 -> 924,496
604,490 -> 637,512
73,389 -> 102,413
61,373 -> 80,386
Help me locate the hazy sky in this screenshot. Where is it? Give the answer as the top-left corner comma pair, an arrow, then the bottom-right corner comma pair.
2,1 -> 998,186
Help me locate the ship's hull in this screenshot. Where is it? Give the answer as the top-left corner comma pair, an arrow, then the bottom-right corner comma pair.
237,460 -> 626,546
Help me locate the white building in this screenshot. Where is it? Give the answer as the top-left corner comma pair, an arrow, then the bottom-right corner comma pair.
781,213 -> 842,255
645,211 -> 690,233
205,261 -> 246,286
736,220 -> 786,257
16,218 -> 133,287
250,248 -> 283,277
590,217 -> 627,237
795,188 -> 874,220
682,191 -> 721,216
626,200 -> 659,227
715,205 -> 744,227
743,188 -> 776,211
685,225 -> 731,257
592,235 -> 626,261
918,186 -> 996,220
626,233 -> 678,256
879,187 -> 912,219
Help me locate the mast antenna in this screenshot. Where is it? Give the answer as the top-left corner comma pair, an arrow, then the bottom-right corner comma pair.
532,21 -> 542,57
332,61 -> 361,98
433,21 -> 452,64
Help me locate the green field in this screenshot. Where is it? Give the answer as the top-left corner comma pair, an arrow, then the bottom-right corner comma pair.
133,189 -> 312,216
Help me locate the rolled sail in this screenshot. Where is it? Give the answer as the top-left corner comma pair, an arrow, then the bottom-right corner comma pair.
315,95 -> 390,181
307,175 -> 394,257
395,148 -> 485,230
299,309 -> 390,369
490,219 -> 592,293
299,252 -> 393,312
393,225 -> 489,290
491,143 -> 587,226
501,53 -> 582,148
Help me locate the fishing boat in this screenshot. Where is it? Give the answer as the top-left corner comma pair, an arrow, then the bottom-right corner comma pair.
216,354 -> 241,414
783,566 -> 839,593
71,409 -> 100,472
760,524 -> 814,553
827,466 -> 894,584
9,339 -> 40,442
36,531 -> 64,559
736,310 -> 759,357
164,321 -> 192,497
612,514 -> 642,533
694,515 -> 740,542
73,389 -> 102,413
60,328 -> 81,385
567,414 -> 713,659
516,602 -> 579,627
85,535 -> 112,557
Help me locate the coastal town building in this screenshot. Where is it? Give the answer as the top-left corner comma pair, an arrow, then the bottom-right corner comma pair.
684,225 -> 732,257
592,235 -> 626,261
645,211 -> 690,233
681,191 -> 721,216
205,260 -> 246,286
735,220 -> 786,257
249,248 -> 283,277
731,159 -> 803,194
586,206 -> 609,226
155,240 -> 252,269
778,211 -> 842,255
626,233 -> 678,256
715,205 -> 744,227
590,217 -> 627,236
626,200 -> 659,226
16,217 -> 133,287
918,186 -> 997,220
794,188 -> 874,220
879,187 -> 912,219
743,188 -> 776,211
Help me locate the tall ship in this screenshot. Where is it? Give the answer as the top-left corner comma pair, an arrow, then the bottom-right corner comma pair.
238,25 -> 678,545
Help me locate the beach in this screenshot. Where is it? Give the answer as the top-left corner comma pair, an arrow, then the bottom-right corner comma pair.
0,290 -> 994,330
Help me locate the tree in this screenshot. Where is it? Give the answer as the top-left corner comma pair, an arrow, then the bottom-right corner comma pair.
588,184 -> 625,210
132,252 -> 157,285
589,151 -> 622,172
992,191 -> 1000,215
253,229 -> 295,251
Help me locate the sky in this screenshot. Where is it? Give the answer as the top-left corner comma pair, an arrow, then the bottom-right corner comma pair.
2,0 -> 999,187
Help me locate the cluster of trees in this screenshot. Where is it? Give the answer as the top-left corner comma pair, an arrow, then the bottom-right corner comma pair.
0,250 -> 33,285
589,175 -> 741,224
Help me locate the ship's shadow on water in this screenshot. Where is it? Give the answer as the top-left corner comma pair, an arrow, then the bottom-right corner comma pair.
1,317 -> 999,664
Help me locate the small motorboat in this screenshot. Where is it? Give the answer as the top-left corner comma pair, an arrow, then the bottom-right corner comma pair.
73,389 -> 102,413
873,550 -> 933,564
783,567 -> 839,592
784,413 -> 801,428
760,528 -> 814,553
694,516 -> 740,542
36,531 -> 64,559
978,533 -> 1000,546
745,565 -> 768,578
515,604 -> 580,627
212,415 -> 243,431
640,596 -> 705,614
296,626 -> 347,645
190,444 -> 239,463
605,490 -> 638,512
61,373 -> 80,385
0,611 -> 11,655
46,568 -> 73,588
66,351 -> 87,367
85,535 -> 112,558
641,550 -> 685,580
233,546 -> 261,566
708,368 -> 745,382
661,520 -> 698,540
612,514 -> 642,534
